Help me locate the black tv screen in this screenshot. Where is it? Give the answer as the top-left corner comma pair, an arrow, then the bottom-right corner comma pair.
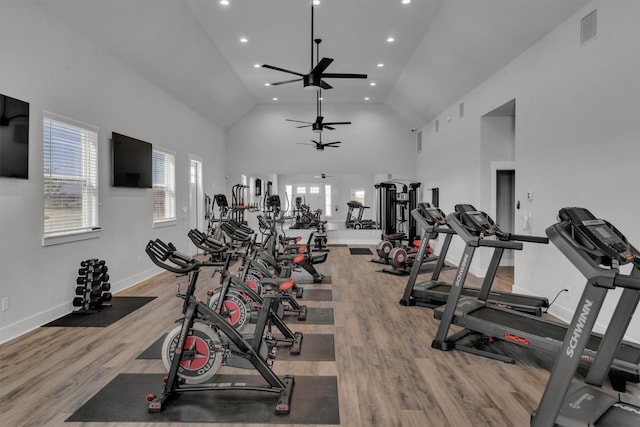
0,93 -> 29,179
112,132 -> 152,188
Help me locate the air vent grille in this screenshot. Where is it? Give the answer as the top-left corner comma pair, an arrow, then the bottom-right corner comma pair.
417,131 -> 422,153
581,9 -> 597,45
459,102 -> 465,118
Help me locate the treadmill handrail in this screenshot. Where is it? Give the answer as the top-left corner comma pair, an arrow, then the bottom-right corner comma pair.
614,274 -> 640,290
478,239 -> 523,250
504,233 -> 549,244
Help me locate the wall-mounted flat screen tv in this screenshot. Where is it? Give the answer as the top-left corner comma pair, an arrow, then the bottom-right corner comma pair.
0,93 -> 29,179
112,132 -> 152,188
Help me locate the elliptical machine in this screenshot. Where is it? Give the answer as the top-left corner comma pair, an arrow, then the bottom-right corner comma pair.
144,239 -> 297,414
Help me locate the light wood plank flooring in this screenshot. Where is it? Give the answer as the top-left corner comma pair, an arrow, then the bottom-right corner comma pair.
1,246 -> 636,426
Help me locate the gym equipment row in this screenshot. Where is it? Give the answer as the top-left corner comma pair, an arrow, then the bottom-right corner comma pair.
401,204 -> 640,426
72,258 -> 112,314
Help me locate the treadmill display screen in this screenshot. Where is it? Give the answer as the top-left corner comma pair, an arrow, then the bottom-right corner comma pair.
593,225 -> 614,240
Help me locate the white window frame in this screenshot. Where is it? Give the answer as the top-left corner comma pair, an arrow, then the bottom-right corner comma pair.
42,112 -> 100,246
309,186 -> 320,194
153,147 -> 176,227
296,186 -> 306,194
324,184 -> 332,217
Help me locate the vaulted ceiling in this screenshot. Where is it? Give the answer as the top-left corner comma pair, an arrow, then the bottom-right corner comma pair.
34,0 -> 589,130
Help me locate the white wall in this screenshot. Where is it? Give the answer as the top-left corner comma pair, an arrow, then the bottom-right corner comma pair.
0,1 -> 227,343
416,0 -> 640,341
226,102 -> 417,177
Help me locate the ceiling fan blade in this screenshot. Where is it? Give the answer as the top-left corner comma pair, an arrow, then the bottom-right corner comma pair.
296,125 -> 312,128
324,142 -> 341,146
324,145 -> 340,148
286,119 -> 313,124
270,78 -> 303,86
323,121 -> 351,125
296,142 -> 314,146
323,125 -> 335,130
261,64 -> 305,77
311,57 -> 334,75
320,80 -> 333,90
321,73 -> 368,79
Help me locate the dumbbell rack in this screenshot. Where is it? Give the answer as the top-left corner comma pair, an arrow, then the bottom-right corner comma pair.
73,259 -> 112,314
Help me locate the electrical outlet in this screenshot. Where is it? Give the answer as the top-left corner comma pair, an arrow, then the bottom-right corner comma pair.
2,297 -> 10,312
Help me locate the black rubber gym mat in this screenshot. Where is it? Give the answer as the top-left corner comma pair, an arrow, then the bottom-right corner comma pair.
138,333 -> 336,362
286,307 -> 334,324
66,373 -> 340,424
349,247 -> 373,255
42,296 -> 156,328
327,243 -> 347,247
291,275 -> 333,285
298,288 -> 332,301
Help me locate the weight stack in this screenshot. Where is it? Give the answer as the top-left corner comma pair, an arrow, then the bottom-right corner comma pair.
72,259 -> 112,314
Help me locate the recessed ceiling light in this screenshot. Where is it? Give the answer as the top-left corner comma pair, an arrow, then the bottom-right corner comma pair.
313,1 -> 320,5
254,63 -> 261,68
386,37 -> 395,43
377,63 -> 384,68
264,83 -> 271,86
370,82 -> 376,86
240,37 -> 248,43
272,97 -> 278,101
319,97 -> 324,101
402,0 -> 411,4
220,0 -> 229,6
364,97 -> 370,101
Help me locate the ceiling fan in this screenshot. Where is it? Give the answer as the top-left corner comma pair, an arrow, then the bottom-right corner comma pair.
286,90 -> 351,132
314,173 -> 334,179
297,134 -> 341,151
261,2 -> 367,91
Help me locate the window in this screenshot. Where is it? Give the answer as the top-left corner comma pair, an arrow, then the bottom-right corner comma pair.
309,186 -> 320,194
352,190 -> 365,206
153,148 -> 176,223
285,184 -> 293,214
43,113 -> 99,242
296,186 -> 306,194
324,184 -> 332,217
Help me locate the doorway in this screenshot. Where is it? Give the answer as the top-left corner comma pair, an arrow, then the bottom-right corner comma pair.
189,158 -> 203,252
496,169 -> 515,265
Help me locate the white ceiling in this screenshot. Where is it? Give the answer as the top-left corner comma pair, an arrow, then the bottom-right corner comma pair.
33,0 -> 589,129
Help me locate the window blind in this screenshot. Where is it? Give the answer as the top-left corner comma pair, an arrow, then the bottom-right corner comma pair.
43,114 -> 99,236
153,148 -> 175,222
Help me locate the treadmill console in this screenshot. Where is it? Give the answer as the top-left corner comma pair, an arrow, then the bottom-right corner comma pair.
457,209 -> 496,236
214,194 -> 228,207
266,194 -> 281,209
421,207 -> 447,226
558,207 -> 634,266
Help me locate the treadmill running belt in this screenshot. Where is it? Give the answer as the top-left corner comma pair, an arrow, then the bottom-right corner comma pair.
471,307 -> 640,364
426,283 -> 547,307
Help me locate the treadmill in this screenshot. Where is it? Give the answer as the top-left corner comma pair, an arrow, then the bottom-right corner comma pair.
531,207 -> 640,426
431,207 -> 640,391
400,205 -> 550,316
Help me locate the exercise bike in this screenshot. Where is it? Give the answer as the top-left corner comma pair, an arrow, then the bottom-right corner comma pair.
144,239 -> 297,414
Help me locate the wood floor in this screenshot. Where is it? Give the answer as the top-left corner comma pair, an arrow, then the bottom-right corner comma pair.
0,246 -> 636,426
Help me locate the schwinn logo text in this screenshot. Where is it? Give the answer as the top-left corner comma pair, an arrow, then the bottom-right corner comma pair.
454,253 -> 469,288
569,392 -> 594,409
566,299 -> 593,358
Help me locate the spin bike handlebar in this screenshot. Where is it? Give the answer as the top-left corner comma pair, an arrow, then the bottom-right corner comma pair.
146,239 -> 199,275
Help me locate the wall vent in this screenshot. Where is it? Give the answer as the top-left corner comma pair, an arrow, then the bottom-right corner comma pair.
459,102 -> 465,118
435,119 -> 439,133
581,9 -> 597,45
417,131 -> 422,153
